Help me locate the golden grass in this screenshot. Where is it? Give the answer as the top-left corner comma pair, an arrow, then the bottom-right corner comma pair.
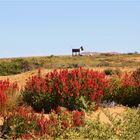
0,54 -> 139,87
0,68 -> 51,88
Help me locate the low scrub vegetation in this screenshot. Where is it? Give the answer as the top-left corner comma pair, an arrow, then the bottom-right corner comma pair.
1,105 -> 140,139
82,106 -> 140,140
104,68 -> 121,76
0,54 -> 140,76
1,106 -> 85,139
0,59 -> 32,76
0,67 -> 140,139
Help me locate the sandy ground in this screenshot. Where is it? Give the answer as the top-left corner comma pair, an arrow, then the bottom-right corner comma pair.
0,117 -> 4,125
86,106 -> 128,124
0,68 -> 51,88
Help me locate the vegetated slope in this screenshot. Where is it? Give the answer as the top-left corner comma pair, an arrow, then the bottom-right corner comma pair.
0,54 -> 140,76
0,68 -> 51,88
0,53 -> 139,89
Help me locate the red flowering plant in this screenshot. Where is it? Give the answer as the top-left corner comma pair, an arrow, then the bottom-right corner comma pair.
72,110 -> 85,127
2,106 -> 85,139
23,67 -> 109,112
0,79 -> 18,115
119,72 -> 140,106
104,71 -> 140,107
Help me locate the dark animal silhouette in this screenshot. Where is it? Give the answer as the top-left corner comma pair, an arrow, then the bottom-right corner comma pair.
72,46 -> 84,56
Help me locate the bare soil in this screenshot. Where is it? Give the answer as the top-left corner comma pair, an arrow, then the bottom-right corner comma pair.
86,106 -> 128,124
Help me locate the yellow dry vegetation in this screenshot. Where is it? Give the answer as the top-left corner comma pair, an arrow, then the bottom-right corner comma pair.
0,68 -> 51,88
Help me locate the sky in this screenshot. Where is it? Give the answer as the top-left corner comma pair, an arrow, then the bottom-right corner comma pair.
0,0 -> 140,58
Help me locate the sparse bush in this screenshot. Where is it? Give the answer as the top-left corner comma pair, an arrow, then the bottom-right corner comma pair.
104,69 -> 121,76
135,67 -> 140,74
13,58 -> 32,72
100,53 -> 114,56
104,69 -> 113,75
113,68 -> 121,75
67,63 -> 86,68
97,61 -> 110,67
127,52 -> 134,55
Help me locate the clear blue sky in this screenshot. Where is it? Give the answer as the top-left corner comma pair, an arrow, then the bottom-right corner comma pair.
0,0 -> 140,58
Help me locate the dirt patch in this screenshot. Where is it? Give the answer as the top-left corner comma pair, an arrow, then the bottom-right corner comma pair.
0,117 -> 4,126
0,68 -> 51,88
85,106 -> 128,124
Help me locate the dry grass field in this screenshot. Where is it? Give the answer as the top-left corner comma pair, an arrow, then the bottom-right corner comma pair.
0,54 -> 139,111
0,54 -> 140,87
0,68 -> 51,88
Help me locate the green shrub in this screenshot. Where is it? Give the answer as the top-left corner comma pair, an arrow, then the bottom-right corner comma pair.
0,59 -> 32,76
104,69 -> 113,75
135,67 -> 140,74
